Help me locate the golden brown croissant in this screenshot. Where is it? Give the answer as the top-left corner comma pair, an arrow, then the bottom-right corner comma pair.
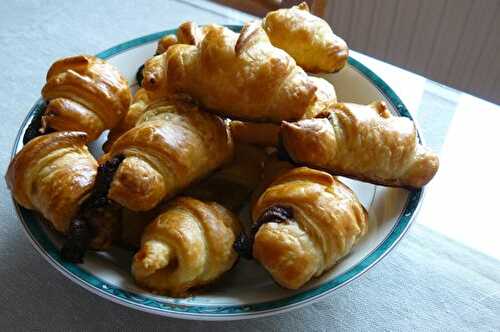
102,97 -> 233,211
185,144 -> 267,211
5,131 -> 97,233
40,55 -> 131,142
143,21 -> 317,122
252,167 -> 368,289
281,101 -> 439,188
132,197 -> 241,296
262,2 -> 349,73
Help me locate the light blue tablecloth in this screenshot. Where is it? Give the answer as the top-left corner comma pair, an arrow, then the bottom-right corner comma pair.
0,1 -> 498,330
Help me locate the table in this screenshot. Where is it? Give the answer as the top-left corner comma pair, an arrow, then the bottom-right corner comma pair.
0,1 -> 498,330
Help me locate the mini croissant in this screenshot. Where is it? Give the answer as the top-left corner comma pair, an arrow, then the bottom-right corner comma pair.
143,21 -> 317,122
102,97 -> 233,211
281,102 -> 439,188
132,197 -> 241,297
252,167 -> 368,289
262,2 -> 349,73
6,132 -> 97,233
41,55 -> 131,141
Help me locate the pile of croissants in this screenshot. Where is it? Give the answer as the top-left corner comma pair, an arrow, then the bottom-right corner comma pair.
6,3 -> 439,296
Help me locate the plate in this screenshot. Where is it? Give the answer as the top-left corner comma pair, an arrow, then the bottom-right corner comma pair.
10,25 -> 424,320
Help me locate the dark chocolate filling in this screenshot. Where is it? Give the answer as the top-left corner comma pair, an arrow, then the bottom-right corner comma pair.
60,218 -> 91,263
61,154 -> 125,263
136,64 -> 145,87
233,205 -> 293,260
23,101 -> 48,145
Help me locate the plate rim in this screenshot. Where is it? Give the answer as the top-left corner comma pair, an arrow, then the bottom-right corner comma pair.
10,25 -> 424,320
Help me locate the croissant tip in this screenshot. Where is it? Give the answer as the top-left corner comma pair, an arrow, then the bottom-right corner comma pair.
297,2 -> 310,11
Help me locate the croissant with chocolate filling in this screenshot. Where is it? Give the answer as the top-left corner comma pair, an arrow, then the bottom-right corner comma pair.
143,21 -> 317,122
101,97 -> 233,211
281,101 -> 439,188
132,197 -> 241,297
262,2 -> 349,73
41,55 -> 131,141
5,131 -> 97,233
252,167 -> 368,289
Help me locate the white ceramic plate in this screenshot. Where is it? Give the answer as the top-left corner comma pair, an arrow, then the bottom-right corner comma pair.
10,26 -> 424,320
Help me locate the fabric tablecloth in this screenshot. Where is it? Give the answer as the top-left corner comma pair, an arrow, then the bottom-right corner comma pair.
0,1 -> 498,330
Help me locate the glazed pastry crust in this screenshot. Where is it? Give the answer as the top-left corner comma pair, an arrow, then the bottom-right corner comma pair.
281,101 -> 439,188
103,88 -> 152,152
41,55 -> 131,141
262,2 -> 349,73
156,35 -> 178,55
229,121 -> 280,147
156,21 -> 210,55
103,88 -> 184,151
132,197 -> 241,297
103,98 -> 234,211
143,22 -> 317,122
228,77 -> 335,147
6,131 -> 97,233
185,144 -> 267,211
304,76 -> 337,118
252,167 -> 368,289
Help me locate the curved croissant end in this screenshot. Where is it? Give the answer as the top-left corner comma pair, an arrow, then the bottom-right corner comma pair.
6,131 -> 97,233
132,197 -> 241,296
262,2 -> 349,73
252,167 -> 368,289
104,98 -> 234,211
41,55 -> 131,141
281,102 -> 439,188
156,34 -> 178,55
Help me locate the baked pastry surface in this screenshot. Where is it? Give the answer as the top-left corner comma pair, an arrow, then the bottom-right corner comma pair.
262,2 -> 349,73
6,131 -> 97,233
41,55 -> 131,141
281,101 -> 439,188
102,97 -> 234,211
132,197 -> 240,296
143,22 -> 317,122
252,167 -> 368,289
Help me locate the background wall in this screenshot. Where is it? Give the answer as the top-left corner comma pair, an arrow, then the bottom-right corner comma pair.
325,0 -> 500,105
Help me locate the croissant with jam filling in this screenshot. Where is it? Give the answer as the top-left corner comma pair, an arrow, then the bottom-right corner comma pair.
252,166 -> 368,289
40,55 -> 131,142
132,197 -> 241,297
